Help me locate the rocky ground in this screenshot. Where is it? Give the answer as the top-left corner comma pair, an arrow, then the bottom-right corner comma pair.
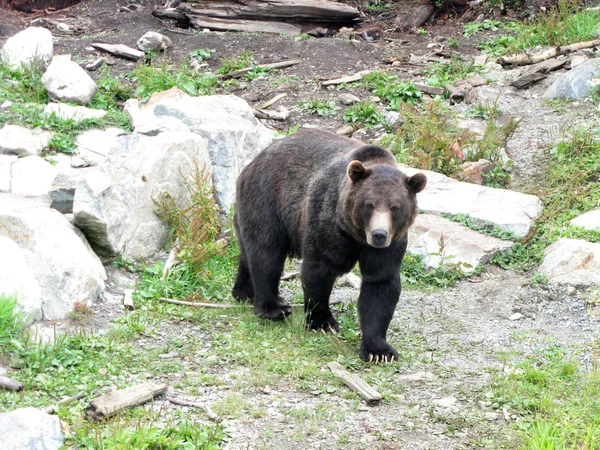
2,0 -> 600,449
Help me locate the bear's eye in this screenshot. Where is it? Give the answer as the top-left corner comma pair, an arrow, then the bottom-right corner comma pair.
364,202 -> 375,210
390,205 -> 401,212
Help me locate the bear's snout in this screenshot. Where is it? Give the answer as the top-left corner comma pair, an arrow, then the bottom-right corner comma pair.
366,210 -> 392,248
371,229 -> 389,247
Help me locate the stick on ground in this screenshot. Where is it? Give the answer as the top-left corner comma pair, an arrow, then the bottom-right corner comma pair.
328,361 -> 382,405
43,392 -> 85,415
167,395 -> 219,421
85,382 -> 168,421
0,376 -> 23,392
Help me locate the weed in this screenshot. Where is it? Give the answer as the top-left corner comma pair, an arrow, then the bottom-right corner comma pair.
463,19 -> 515,38
361,72 -> 422,108
270,75 -> 300,88
401,253 -> 465,290
89,68 -> 133,110
447,38 -> 459,48
466,102 -> 502,120
216,50 -> 254,75
0,60 -> 48,104
243,66 -> 273,81
189,48 -> 215,62
292,33 -> 312,41
424,54 -> 484,88
295,99 -> 340,117
0,295 -> 26,356
274,123 -> 300,139
364,0 -> 392,12
343,100 -> 385,128
417,28 -> 428,36
45,132 -> 76,155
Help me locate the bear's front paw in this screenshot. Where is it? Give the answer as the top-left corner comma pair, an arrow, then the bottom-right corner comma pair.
360,341 -> 398,363
307,315 -> 340,333
255,302 -> 292,321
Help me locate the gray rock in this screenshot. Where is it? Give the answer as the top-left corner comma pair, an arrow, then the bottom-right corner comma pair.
0,194 -> 106,320
0,27 -> 53,70
137,31 -> 173,52
0,407 -> 64,450
0,155 -> 17,192
336,125 -> 354,136
402,167 -> 543,238
407,214 -> 513,273
570,208 -> 600,231
41,55 -> 98,105
49,168 -> 95,214
43,102 -> 107,121
73,131 -> 211,261
543,58 -> 600,100
383,110 -> 402,127
124,87 -> 274,213
338,93 -> 360,105
0,124 -> 52,156
537,238 -> 600,286
75,127 -> 124,166
10,156 -> 58,197
336,272 -> 361,289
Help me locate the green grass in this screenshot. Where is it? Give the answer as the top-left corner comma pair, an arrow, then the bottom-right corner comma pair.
343,100 -> 385,128
295,99 -> 340,117
361,72 -> 422,108
215,49 -> 254,75
0,61 -> 48,104
424,54 -> 485,88
0,295 -> 26,356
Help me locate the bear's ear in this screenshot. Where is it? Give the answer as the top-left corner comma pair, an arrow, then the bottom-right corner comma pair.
407,172 -> 427,193
347,160 -> 371,183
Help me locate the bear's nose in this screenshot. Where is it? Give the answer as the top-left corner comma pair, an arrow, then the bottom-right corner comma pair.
371,229 -> 388,247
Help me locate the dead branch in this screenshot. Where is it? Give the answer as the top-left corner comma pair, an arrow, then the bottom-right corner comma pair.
498,40 -> 600,66
220,59 -> 302,80
91,43 -> 144,61
253,106 -> 290,121
327,362 -> 382,405
42,392 -> 85,415
321,70 -> 372,86
167,395 -> 219,421
256,93 -> 288,110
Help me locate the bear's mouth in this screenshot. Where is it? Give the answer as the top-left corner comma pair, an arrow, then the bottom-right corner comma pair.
366,210 -> 392,248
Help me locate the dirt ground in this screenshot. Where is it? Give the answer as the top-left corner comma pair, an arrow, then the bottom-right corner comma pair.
2,1 -> 600,448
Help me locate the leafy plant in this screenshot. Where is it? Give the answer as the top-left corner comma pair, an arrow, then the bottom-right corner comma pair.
46,132 -> 76,155
343,100 -> 385,128
0,60 -> 48,104
463,19 -> 514,38
424,54 -> 484,88
243,65 -> 273,81
189,48 -> 215,62
361,72 -> 422,108
466,102 -> 502,120
295,99 -> 340,117
216,50 -> 254,75
0,295 -> 26,356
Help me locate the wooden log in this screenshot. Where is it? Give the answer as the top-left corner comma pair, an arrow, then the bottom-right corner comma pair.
253,106 -> 290,121
167,395 -> 219,421
498,40 -> 600,66
91,43 -> 144,61
0,376 -> 23,391
327,362 -> 382,405
510,58 -> 567,89
394,2 -> 434,31
413,82 -> 444,96
42,392 -> 85,415
189,16 -> 302,35
321,70 -> 372,86
152,7 -> 189,22
221,59 -> 302,79
257,92 -> 288,110
123,289 -> 135,312
86,382 -> 168,421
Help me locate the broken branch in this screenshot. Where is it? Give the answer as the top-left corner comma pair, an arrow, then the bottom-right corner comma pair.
221,59 -> 302,80
0,376 -> 23,392
498,40 -> 600,66
167,395 -> 219,421
328,361 -> 382,405
321,70 -> 372,86
42,392 -> 85,415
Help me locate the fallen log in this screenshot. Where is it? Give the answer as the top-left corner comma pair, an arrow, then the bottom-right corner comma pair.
328,362 -> 382,405
0,376 -> 23,392
91,43 -> 144,61
321,70 -> 372,86
86,382 -> 168,421
190,17 -> 303,35
167,395 -> 219,421
257,92 -> 288,110
221,59 -> 302,79
394,2 -> 434,31
498,40 -> 600,66
253,106 -> 290,121
510,58 -> 567,89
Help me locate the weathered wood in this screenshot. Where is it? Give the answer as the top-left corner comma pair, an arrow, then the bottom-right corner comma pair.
257,92 -> 288,110
85,382 -> 168,421
0,376 -> 23,392
253,106 -> 290,121
498,40 -> 600,66
328,362 -> 382,405
394,2 -> 434,31
152,7 -> 189,22
123,289 -> 135,312
222,59 -> 302,79
161,237 -> 181,280
413,82 -> 444,96
321,70 -> 372,86
190,16 -> 303,35
167,395 -> 219,421
91,43 -> 144,61
42,392 -> 85,415
510,58 -> 567,88
453,74 -> 487,89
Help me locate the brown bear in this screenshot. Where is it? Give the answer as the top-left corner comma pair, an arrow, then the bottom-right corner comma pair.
232,129 -> 426,362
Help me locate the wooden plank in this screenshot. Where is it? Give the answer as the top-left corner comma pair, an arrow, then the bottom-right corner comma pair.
327,362 -> 382,405
190,16 -> 303,35
222,59 -> 302,79
85,382 -> 168,421
321,70 -> 372,86
0,376 -> 23,391
91,43 -> 144,61
167,395 -> 219,421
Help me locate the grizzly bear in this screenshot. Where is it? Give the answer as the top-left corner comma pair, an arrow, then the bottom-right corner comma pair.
232,129 -> 426,362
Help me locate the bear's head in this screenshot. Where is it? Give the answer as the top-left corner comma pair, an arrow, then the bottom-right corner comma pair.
345,159 -> 426,249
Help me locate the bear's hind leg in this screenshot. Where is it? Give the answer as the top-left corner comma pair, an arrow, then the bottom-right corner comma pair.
232,255 -> 253,302
301,260 -> 339,332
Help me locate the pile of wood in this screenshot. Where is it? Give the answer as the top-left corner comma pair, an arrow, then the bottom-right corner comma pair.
153,0 -> 360,35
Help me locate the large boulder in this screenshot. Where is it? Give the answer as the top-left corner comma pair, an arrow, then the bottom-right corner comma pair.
10,155 -> 58,197
73,131 -> 212,261
0,155 -> 17,193
0,194 -> 106,320
41,55 -> 97,105
43,102 -> 107,121
537,238 -> 600,286
543,59 -> 600,100
0,407 -> 64,450
407,214 -> 513,273
0,124 -> 52,157
75,127 -> 124,166
401,167 -> 543,238
570,208 -> 600,231
0,27 -> 53,70
124,87 -> 274,213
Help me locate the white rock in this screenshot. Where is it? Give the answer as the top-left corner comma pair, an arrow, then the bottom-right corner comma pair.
44,102 -> 107,122
10,155 -> 58,197
0,407 -> 64,450
0,194 -> 106,320
537,238 -> 600,286
570,208 -> 600,231
137,31 -> 173,52
0,155 -> 17,192
407,214 -> 513,272
396,371 -> 435,382
124,87 -> 274,213
509,312 -> 524,321
338,93 -> 360,105
73,131 -> 212,261
0,124 -> 52,156
434,397 -> 457,408
0,27 -> 53,70
75,127 -> 124,166
402,167 -> 543,238
336,272 -> 361,289
41,55 -> 98,105
49,168 -> 96,214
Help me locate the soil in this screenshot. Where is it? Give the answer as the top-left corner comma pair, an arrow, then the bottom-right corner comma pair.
2,1 -> 600,449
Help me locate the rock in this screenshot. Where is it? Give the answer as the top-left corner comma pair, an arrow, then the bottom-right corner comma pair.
336,125 -> 354,136
570,208 -> 600,231
458,159 -> 492,185
49,168 -> 95,214
407,214 -> 513,272
509,312 -> 524,321
10,156 -> 58,197
75,128 -> 124,166
383,110 -> 402,127
537,238 -> 600,286
91,42 -> 144,61
474,54 -> 488,66
85,57 -> 104,71
73,131 -> 212,261
1,100 -> 13,109
543,58 -> 600,100
43,103 -> 107,122
124,87 -> 274,213
414,83 -> 445,96
41,55 -> 98,106
434,397 -> 457,408
336,27 -> 354,40
137,31 -> 173,52
0,155 -> 17,192
569,54 -> 588,69
336,272 -> 361,289
402,167 -> 543,238
0,194 -> 106,320
0,407 -> 64,450
0,27 -> 53,70
0,124 -> 52,156
338,93 -> 360,106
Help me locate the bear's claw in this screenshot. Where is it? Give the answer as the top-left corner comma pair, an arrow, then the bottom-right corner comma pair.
361,341 -> 399,363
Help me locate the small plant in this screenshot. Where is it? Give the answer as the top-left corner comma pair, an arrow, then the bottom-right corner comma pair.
295,99 -> 340,117
274,123 -> 300,139
0,295 -> 26,356
417,28 -> 428,36
463,19 -> 509,38
343,100 -> 385,128
364,0 -> 392,11
362,72 -> 422,109
447,38 -> 459,48
466,102 -> 502,120
90,68 -> 133,110
424,54 -> 484,88
45,132 -> 76,155
216,50 -> 254,75
189,48 -> 215,62
243,65 -> 273,81
0,60 -> 48,104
